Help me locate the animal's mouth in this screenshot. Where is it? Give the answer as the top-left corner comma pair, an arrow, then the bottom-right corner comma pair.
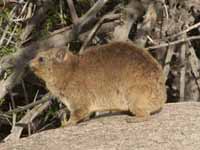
29,62 -> 37,72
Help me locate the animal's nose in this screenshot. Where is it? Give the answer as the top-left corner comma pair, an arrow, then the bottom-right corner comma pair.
29,61 -> 37,71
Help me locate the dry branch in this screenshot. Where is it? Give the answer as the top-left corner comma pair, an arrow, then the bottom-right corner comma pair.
113,0 -> 145,42
20,0 -> 53,42
148,35 -> 200,50
79,0 -> 109,28
166,21 -> 200,40
179,40 -> 187,101
79,13 -> 120,54
2,93 -> 52,115
3,94 -> 52,142
163,46 -> 174,80
67,0 -> 79,24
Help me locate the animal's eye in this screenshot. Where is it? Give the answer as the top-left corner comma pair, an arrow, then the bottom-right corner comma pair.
38,57 -> 45,63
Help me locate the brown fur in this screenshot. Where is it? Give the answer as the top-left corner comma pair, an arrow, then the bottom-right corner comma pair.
30,42 -> 166,126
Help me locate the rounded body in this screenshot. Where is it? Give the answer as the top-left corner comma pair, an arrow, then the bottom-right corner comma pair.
30,42 -> 166,125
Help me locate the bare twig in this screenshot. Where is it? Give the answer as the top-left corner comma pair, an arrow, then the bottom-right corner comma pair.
179,41 -> 187,101
67,0 -> 79,24
5,24 -> 17,46
68,0 -> 109,40
163,3 -> 169,20
21,79 -> 29,105
59,0 -> 65,24
79,0 -> 109,28
163,46 -> 174,81
0,22 -> 11,46
79,13 -> 120,54
33,90 -> 39,103
4,100 -> 51,141
2,93 -> 52,115
3,93 -> 52,141
166,21 -> 200,40
113,0 -> 145,42
20,0 -> 53,42
11,113 -> 16,134
1,2 -> 27,47
10,90 -> 16,109
148,35 -> 200,50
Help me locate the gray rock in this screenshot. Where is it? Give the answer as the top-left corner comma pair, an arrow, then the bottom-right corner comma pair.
1,102 -> 200,150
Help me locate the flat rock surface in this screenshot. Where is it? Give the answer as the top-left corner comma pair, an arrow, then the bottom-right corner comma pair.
1,102 -> 200,150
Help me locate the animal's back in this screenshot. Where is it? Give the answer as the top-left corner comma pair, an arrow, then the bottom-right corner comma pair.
65,42 -> 166,115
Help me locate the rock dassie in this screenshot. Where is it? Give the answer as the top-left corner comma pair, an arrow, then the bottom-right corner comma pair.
30,42 -> 166,126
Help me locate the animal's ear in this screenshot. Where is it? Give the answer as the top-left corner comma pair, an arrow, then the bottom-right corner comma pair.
55,49 -> 66,63
63,53 -> 69,62
63,50 -> 74,62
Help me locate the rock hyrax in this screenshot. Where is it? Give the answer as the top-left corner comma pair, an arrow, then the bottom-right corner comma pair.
30,42 -> 166,126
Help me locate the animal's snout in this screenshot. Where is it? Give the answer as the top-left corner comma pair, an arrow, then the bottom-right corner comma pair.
29,60 -> 38,71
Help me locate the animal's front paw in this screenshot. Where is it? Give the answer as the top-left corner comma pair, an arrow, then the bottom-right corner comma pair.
61,118 -> 78,127
61,119 -> 68,127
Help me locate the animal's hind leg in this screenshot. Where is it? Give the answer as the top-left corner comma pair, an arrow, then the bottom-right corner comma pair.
127,96 -> 151,123
127,108 -> 150,123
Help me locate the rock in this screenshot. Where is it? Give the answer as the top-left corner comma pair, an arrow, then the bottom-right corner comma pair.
1,102 -> 200,150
